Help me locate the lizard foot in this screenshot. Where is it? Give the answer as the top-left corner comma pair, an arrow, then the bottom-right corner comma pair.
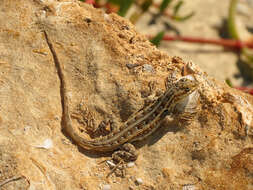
107,143 -> 138,177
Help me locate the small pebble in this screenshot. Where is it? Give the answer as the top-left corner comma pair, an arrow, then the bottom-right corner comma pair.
106,160 -> 116,167
54,115 -> 60,120
126,63 -> 139,69
184,75 -> 195,81
40,10 -> 46,18
142,64 -> 153,72
35,138 -> 53,149
104,13 -> 111,21
136,178 -> 143,185
24,125 -> 31,132
127,162 -> 135,168
102,184 -> 111,190
182,184 -> 195,190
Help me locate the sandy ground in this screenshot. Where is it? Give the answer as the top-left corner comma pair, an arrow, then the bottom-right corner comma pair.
135,0 -> 253,86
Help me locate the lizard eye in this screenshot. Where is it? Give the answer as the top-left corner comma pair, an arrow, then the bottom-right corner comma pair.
185,87 -> 190,92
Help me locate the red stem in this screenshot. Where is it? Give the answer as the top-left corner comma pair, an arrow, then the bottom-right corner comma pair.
85,0 -> 95,5
148,35 -> 253,50
235,87 -> 253,95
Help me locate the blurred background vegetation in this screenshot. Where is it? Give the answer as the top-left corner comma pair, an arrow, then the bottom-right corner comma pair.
83,0 -> 253,94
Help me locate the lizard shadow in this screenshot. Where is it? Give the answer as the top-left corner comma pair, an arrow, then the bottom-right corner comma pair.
134,118 -> 186,149
78,147 -> 113,159
61,125 -> 113,158
62,118 -> 187,158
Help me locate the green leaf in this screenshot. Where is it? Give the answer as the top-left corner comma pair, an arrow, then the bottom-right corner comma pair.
120,0 -> 134,16
228,0 -> 253,79
150,31 -> 165,46
172,12 -> 195,22
141,0 -> 153,12
108,0 -> 120,4
160,0 -> 172,13
173,0 -> 183,15
228,0 -> 239,40
171,1 -> 194,22
237,49 -> 253,80
108,0 -> 134,17
225,78 -> 233,87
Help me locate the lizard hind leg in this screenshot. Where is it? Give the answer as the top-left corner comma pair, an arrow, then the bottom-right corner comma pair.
107,143 -> 138,177
112,143 -> 138,163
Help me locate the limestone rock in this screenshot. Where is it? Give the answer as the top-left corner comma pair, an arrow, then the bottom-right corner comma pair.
0,0 -> 252,189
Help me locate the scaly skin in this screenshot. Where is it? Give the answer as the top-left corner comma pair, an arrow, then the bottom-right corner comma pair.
44,31 -> 199,152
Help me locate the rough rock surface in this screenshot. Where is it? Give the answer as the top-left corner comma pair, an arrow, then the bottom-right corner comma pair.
0,0 -> 252,189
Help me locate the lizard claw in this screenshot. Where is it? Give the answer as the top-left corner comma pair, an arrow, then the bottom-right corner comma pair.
105,143 -> 138,177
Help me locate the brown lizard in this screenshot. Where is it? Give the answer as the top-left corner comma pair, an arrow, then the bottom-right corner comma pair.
44,31 -> 199,153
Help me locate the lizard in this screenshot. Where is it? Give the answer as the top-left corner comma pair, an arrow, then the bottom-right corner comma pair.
44,30 -> 199,159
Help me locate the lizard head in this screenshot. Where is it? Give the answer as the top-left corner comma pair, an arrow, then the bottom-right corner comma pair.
174,75 -> 199,96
